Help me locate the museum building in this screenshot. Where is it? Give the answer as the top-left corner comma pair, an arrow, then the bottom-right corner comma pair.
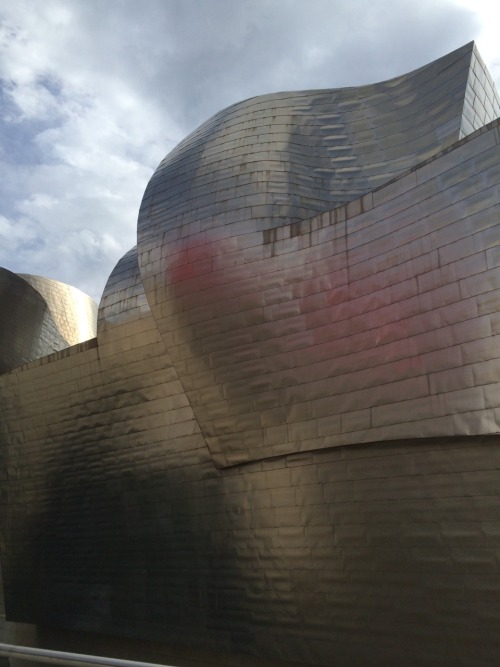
2,42 -> 500,666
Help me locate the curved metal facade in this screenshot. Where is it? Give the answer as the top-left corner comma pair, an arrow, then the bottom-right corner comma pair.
97,246 -> 150,331
0,269 -> 97,373
2,43 -> 500,667
19,273 -> 98,345
137,42 -> 500,467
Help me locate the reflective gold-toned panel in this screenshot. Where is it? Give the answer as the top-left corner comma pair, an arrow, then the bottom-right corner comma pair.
0,269 -> 97,373
19,273 -> 97,346
137,43 -> 500,466
2,43 -> 500,667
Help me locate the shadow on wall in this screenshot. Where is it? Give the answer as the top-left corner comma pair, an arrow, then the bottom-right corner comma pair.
5,441 -> 258,652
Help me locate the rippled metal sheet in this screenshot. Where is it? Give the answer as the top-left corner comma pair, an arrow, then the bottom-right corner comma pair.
97,247 -> 150,332
19,274 -> 97,346
0,269 -> 97,373
137,43 -> 500,466
2,43 -> 500,667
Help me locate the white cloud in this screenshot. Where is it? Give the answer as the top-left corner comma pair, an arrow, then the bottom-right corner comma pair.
0,0 -> 181,300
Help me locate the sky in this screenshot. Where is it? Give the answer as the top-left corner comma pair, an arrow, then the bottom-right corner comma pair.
0,0 -> 499,304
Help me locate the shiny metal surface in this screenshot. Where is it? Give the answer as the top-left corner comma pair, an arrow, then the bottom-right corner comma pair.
19,274 -> 97,346
97,247 -> 150,332
0,269 -> 97,373
137,42 -> 500,467
1,44 -> 500,667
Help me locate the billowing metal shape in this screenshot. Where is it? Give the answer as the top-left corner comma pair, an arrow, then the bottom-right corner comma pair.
137,41 -> 500,466
0,268 -> 97,373
2,43 -> 500,667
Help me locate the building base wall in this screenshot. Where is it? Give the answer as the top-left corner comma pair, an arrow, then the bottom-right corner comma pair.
3,433 -> 500,666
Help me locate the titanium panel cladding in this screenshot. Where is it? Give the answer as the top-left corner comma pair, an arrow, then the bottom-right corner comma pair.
137,42 -> 500,466
0,269 -> 97,372
2,43 -> 500,667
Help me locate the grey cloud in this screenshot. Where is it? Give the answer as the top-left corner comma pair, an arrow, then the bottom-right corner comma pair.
60,0 -> 480,131
110,0 -> 479,130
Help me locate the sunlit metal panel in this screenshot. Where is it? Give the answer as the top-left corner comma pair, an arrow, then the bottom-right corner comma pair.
1,43 -> 500,667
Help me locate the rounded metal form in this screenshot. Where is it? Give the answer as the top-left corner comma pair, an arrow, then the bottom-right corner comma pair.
138,42 -> 500,306
3,42 -> 500,667
19,274 -> 97,345
136,42 -> 500,466
97,247 -> 150,333
0,269 -> 97,373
